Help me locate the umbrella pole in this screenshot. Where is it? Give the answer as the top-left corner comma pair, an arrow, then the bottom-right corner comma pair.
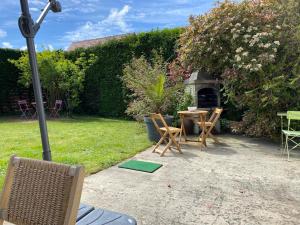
26,37 -> 52,161
18,0 -> 62,161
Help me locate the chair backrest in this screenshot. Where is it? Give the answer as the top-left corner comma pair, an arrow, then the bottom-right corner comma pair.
208,108 -> 223,124
287,111 -> 300,120
55,100 -> 63,110
17,100 -> 29,111
287,111 -> 300,130
0,156 -> 84,225
150,113 -> 171,134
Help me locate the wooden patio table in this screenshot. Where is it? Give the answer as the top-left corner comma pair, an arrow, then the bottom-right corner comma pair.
178,110 -> 209,147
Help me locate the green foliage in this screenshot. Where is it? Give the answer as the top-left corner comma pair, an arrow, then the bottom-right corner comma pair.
177,0 -> 300,137
68,28 -> 182,117
172,92 -> 194,125
9,50 -> 97,113
122,53 -> 183,120
0,49 -> 24,113
175,92 -> 194,112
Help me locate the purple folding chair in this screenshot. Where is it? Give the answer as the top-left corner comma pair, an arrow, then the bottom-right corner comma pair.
49,100 -> 63,118
17,100 -> 33,119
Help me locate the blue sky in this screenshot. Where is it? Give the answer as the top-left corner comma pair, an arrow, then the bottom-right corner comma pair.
0,0 -> 216,50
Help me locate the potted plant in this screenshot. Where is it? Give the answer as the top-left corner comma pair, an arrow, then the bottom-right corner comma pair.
122,53 -> 182,142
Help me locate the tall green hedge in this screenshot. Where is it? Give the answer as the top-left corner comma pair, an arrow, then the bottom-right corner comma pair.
68,28 -> 182,116
0,29 -> 182,116
0,49 -> 26,114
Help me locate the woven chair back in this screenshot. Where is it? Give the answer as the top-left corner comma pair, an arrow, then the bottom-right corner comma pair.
0,156 -> 84,225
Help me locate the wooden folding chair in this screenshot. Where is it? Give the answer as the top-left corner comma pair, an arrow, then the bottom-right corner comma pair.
49,100 -> 63,118
17,100 -> 33,119
0,156 -> 84,225
197,108 -> 223,146
150,113 -> 182,157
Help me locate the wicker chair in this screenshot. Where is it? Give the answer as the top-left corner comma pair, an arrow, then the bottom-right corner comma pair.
0,156 -> 84,225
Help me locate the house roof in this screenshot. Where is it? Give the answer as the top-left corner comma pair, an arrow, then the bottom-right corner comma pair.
67,34 -> 131,51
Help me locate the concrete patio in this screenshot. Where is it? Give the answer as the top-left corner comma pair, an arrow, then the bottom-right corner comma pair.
81,135 -> 300,225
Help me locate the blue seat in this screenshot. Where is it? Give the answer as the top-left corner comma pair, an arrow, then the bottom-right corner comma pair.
77,204 -> 137,225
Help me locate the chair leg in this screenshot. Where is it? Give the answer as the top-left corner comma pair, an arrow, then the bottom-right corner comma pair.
153,132 -> 167,153
161,139 -> 172,157
172,132 -> 182,154
21,112 -> 26,119
287,139 -> 290,161
281,134 -> 286,155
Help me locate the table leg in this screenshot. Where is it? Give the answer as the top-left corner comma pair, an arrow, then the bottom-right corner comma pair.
280,116 -> 283,151
200,114 -> 207,148
180,115 -> 187,142
32,111 -> 37,119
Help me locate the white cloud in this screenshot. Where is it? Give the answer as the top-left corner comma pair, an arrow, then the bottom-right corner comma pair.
30,7 -> 40,12
47,44 -> 54,51
64,5 -> 131,42
0,29 -> 7,38
20,45 -> 27,51
20,44 -> 39,51
2,42 -> 13,48
30,0 -> 44,6
104,5 -> 131,32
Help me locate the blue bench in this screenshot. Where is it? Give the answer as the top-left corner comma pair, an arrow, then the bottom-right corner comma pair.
77,204 -> 137,225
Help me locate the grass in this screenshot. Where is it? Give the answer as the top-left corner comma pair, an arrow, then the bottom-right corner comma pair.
0,116 -> 152,188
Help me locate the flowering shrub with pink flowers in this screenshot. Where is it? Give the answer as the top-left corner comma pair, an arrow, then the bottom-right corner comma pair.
177,0 -> 300,137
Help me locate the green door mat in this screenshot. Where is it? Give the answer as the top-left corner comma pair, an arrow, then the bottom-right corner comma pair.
118,160 -> 162,173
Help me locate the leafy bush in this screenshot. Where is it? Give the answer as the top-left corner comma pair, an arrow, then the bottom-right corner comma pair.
122,53 -> 182,120
10,50 -> 96,113
177,0 -> 300,137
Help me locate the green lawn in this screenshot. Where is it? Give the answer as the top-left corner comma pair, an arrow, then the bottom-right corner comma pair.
0,117 -> 151,188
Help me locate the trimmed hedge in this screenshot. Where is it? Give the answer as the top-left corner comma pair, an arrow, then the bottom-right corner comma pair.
0,29 -> 181,116
68,28 -> 182,116
0,49 -> 31,114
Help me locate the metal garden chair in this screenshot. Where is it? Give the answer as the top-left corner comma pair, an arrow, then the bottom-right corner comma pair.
17,100 -> 33,119
282,111 -> 300,160
0,156 -> 84,225
49,100 -> 63,118
150,113 -> 182,157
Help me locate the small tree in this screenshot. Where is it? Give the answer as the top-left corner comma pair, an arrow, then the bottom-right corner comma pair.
122,53 -> 183,120
10,50 -> 96,114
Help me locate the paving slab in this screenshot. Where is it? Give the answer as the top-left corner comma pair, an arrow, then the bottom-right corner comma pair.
80,135 -> 300,225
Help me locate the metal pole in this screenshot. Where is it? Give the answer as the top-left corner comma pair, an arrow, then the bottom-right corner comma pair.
19,0 -> 52,161
34,2 -> 52,32
27,38 -> 52,161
